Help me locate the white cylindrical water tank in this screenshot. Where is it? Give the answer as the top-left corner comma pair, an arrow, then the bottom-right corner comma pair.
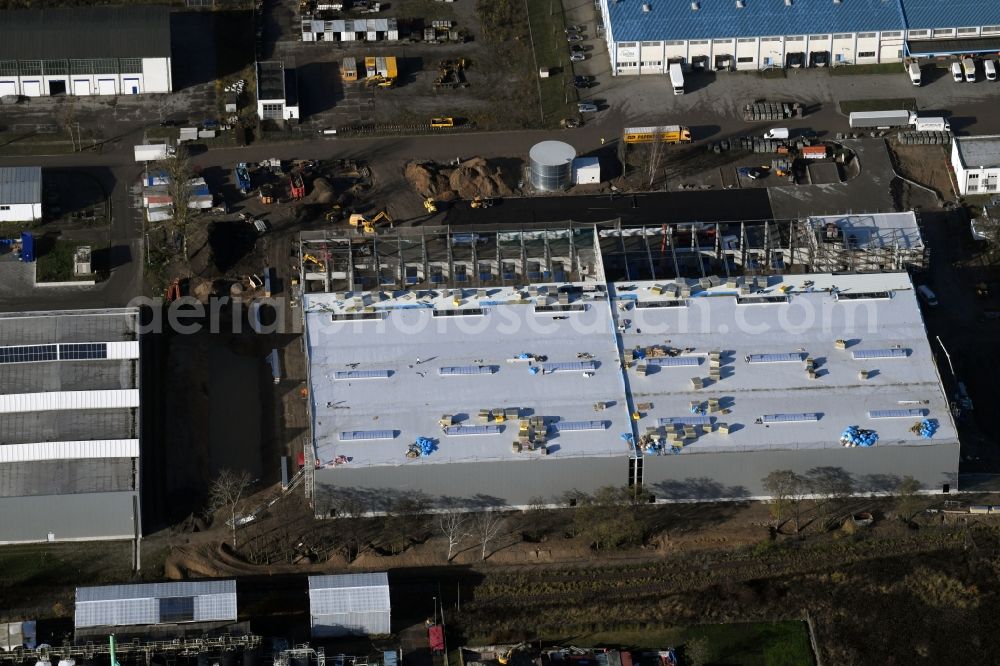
529,140 -> 576,191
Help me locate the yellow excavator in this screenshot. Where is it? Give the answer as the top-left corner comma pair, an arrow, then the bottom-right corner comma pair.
349,210 -> 393,234
303,254 -> 326,271
471,195 -> 494,209
424,198 -> 438,214
498,643 -> 530,666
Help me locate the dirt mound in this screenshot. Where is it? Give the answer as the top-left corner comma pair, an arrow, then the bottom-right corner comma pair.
405,158 -> 515,201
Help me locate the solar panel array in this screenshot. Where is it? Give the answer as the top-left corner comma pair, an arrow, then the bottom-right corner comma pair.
334,369 -> 392,380
868,408 -> 928,419
438,365 -> 497,376
60,343 -> 109,360
762,413 -> 821,423
736,294 -> 789,305
553,420 -> 608,432
0,342 -> 110,364
646,356 -> 701,367
851,348 -> 909,360
443,425 -> 504,436
0,344 -> 58,364
339,430 -> 397,441
658,416 -> 713,426
746,352 -> 804,363
540,360 -> 597,372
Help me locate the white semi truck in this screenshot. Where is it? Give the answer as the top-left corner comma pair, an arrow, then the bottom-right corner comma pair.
669,63 -> 684,95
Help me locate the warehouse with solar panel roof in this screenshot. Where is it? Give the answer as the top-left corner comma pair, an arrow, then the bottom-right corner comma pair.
0,308 -> 141,544
299,227 -> 958,514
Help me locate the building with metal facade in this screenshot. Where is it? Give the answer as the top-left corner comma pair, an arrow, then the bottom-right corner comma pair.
599,0 -> 1000,74
301,227 -> 958,512
308,573 -> 391,637
0,167 -> 41,223
0,6 -> 171,97
75,581 -> 238,633
951,135 -> 1000,195
0,309 -> 141,544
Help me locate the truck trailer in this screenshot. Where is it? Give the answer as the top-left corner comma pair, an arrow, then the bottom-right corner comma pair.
913,116 -> 950,132
623,125 -> 692,144
668,63 -> 684,95
907,62 -> 921,86
848,110 -> 915,129
134,144 -> 175,162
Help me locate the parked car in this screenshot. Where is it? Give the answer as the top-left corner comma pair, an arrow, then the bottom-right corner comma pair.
565,24 -> 584,32
575,75 -> 595,83
573,79 -> 590,88
566,34 -> 584,42
747,167 -> 768,180
570,53 -> 586,62
577,102 -> 598,113
561,118 -> 581,128
570,44 -> 585,53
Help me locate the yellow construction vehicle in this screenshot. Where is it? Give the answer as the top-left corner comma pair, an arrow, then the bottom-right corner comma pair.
349,210 -> 393,234
303,254 -> 326,271
423,198 -> 438,213
498,643 -> 530,666
470,195 -> 494,209
430,117 -> 455,128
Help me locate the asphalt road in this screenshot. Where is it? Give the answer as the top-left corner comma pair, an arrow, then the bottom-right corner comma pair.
1,61 -> 1000,312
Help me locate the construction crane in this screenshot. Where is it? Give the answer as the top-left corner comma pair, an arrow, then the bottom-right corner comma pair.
349,210 -> 393,233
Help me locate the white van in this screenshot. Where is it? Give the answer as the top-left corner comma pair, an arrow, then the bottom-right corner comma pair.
952,62 -> 964,82
764,127 -> 790,140
917,285 -> 938,307
907,62 -> 921,86
986,59 -> 997,81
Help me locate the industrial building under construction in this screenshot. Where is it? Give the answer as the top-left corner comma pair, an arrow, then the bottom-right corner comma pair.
299,218 -> 956,515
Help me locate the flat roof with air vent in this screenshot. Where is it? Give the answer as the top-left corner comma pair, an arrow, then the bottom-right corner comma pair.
621,272 -> 957,453
303,283 -> 632,467
304,271 -> 956,467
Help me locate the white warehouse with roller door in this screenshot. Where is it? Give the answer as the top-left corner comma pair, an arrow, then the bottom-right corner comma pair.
0,6 -> 171,98
308,573 -> 391,637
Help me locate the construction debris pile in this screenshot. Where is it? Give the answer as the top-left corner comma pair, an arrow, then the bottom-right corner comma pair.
405,158 -> 514,201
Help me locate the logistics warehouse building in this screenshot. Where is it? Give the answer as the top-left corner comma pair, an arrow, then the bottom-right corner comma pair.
600,0 -> 1000,75
302,236 -> 958,513
0,309 -> 141,544
0,6 -> 171,97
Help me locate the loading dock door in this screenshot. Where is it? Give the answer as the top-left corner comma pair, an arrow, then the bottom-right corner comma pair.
0,81 -> 15,96
22,80 -> 41,96
123,78 -> 140,94
97,78 -> 116,95
48,80 -> 67,95
73,79 -> 90,95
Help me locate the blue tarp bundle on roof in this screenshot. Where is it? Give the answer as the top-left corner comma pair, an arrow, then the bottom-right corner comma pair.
917,418 -> 938,439
415,437 -> 436,455
840,425 -> 878,447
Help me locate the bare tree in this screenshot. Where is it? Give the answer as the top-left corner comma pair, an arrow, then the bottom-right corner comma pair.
207,469 -> 253,548
57,100 -> 79,152
762,470 -> 806,532
896,475 -> 923,524
437,511 -> 470,562
473,510 -> 505,560
163,146 -> 194,261
647,129 -> 665,189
